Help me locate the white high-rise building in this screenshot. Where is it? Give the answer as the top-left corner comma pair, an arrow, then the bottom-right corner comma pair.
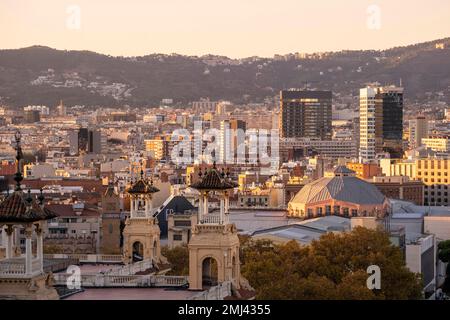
359,87 -> 377,163
409,116 -> 428,149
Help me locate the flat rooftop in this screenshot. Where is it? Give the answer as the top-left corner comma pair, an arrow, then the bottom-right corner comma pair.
390,199 -> 450,216
252,224 -> 325,245
296,215 -> 351,232
229,209 -> 294,234
54,264 -> 123,274
64,288 -> 198,300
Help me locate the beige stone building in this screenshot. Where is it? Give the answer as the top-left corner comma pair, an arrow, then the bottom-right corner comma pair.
188,164 -> 241,291
44,203 -> 101,254
122,171 -> 161,264
167,213 -> 197,248
100,182 -> 122,254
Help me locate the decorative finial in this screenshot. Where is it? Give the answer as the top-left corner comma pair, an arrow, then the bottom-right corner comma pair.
226,167 -> 230,178
198,167 -> 203,177
221,167 -> 225,178
15,130 -> 21,144
38,188 -> 45,205
213,161 -> 217,169
140,169 -> 144,179
26,189 -> 32,204
14,130 -> 23,191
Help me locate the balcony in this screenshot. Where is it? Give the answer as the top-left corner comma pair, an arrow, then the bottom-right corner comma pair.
199,214 -> 229,225
133,210 -> 147,218
0,257 -> 42,278
48,222 -> 68,229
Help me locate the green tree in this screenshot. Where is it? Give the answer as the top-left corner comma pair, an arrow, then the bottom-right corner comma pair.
241,227 -> 423,300
161,245 -> 189,276
437,240 -> 450,293
438,240 -> 450,262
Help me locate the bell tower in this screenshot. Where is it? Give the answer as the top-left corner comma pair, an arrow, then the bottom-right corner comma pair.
122,170 -> 161,264
188,163 -> 241,290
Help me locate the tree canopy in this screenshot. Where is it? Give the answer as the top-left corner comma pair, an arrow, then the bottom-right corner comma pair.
437,240 -> 450,293
438,240 -> 450,263
241,227 -> 423,300
161,245 -> 189,276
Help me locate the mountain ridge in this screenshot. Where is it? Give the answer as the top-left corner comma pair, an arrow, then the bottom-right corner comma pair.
0,37 -> 449,108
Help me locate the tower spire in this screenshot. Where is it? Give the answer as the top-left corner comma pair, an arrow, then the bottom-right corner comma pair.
14,131 -> 23,191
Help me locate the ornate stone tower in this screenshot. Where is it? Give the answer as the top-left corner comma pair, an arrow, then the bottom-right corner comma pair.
100,181 -> 122,254
122,170 -> 161,264
0,131 -> 59,300
188,163 -> 241,290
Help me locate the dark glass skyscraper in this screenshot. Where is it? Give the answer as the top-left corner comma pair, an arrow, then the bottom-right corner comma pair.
376,86 -> 404,158
280,90 -> 332,140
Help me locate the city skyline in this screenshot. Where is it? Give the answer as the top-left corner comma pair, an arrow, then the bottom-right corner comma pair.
0,0 -> 449,304
1,0 -> 450,58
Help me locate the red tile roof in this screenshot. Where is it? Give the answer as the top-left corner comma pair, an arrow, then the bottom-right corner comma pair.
46,204 -> 100,217
0,191 -> 57,223
190,166 -> 238,190
23,179 -> 107,193
127,179 -> 159,194
0,163 -> 16,176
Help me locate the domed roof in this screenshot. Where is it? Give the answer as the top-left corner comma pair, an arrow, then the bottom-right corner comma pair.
127,170 -> 159,195
291,172 -> 385,206
333,166 -> 356,176
104,181 -> 118,197
0,191 -> 56,223
189,163 -> 237,190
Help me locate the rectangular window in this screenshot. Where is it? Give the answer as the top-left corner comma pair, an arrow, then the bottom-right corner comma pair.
343,208 -> 349,217
174,220 -> 191,227
173,234 -> 182,241
316,207 -> 323,217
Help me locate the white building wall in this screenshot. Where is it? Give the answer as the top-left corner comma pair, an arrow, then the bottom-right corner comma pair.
405,245 -> 421,273
359,87 -> 377,163
424,216 -> 450,240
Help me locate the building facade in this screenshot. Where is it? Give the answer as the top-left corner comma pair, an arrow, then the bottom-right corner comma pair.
288,166 -> 389,219
371,176 -> 424,205
359,85 -> 404,162
409,116 -> 428,149
279,90 -> 332,140
381,158 -> 450,206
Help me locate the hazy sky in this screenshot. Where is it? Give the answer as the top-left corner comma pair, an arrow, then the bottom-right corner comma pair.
1,0 -> 449,58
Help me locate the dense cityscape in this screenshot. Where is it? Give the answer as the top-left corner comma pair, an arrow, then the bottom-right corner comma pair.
0,1 -> 450,310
